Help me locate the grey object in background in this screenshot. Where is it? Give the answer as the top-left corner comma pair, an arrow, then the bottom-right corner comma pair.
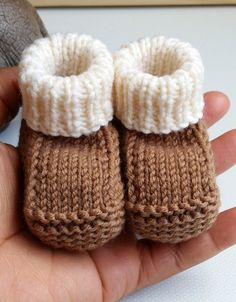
0,0 -> 48,67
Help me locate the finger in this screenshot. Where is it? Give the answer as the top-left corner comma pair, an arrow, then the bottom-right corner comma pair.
203,91 -> 230,128
211,129 -> 236,175
0,67 -> 20,128
0,143 -> 22,245
136,207 -> 236,290
0,102 -> 11,130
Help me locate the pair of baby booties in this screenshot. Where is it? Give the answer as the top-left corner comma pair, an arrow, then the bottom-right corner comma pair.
18,33 -> 220,251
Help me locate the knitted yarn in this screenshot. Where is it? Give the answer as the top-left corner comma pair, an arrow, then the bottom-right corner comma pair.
114,37 -> 220,243
19,33 -> 114,137
114,36 -> 204,134
18,34 -> 125,251
19,121 -> 124,251
122,121 -> 219,243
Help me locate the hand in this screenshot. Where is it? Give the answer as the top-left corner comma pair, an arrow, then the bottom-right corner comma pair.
0,67 -> 236,302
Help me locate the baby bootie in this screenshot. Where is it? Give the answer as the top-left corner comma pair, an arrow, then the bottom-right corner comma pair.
114,36 -> 220,243
18,34 -> 125,251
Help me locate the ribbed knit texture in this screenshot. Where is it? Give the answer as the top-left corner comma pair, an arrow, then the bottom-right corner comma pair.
114,36 -> 220,243
18,34 -> 125,251
114,36 -> 204,134
19,33 -> 114,137
122,121 -> 219,243
19,120 -> 125,251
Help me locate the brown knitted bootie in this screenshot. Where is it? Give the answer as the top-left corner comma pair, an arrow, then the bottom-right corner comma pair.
114,36 -> 220,243
18,34 -> 125,251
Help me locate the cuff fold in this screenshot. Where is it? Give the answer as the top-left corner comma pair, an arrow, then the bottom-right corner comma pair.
19,33 -> 114,137
114,36 -> 204,134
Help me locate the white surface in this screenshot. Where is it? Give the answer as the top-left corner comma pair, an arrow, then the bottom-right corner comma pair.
0,6 -> 236,302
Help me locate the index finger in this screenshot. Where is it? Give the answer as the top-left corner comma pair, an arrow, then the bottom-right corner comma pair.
203,91 -> 230,128
0,67 -> 20,128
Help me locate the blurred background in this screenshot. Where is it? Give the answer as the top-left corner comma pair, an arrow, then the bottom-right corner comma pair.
0,2 -> 236,301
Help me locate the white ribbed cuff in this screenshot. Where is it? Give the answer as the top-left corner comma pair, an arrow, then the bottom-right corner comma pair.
113,36 -> 204,134
19,33 -> 114,137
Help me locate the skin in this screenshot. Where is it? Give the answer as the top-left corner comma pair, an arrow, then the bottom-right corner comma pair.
3,2 -> 233,300
0,67 -> 236,302
0,0 -> 47,67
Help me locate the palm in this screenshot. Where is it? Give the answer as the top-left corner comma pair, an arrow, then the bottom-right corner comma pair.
0,87 -> 236,301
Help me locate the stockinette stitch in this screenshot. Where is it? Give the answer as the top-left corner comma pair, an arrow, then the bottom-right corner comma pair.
18,33 -> 125,251
114,36 -> 220,243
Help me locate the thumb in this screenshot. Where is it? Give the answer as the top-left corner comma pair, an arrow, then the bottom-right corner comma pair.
0,67 -> 20,129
